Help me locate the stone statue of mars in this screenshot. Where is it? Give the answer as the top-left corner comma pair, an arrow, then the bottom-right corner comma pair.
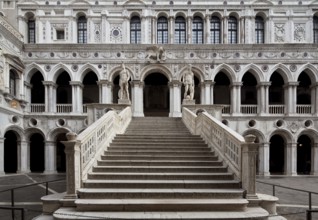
119,63 -> 130,100
182,64 -> 194,100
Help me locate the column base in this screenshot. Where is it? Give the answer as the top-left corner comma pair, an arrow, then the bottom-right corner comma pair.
0,171 -> 5,176
132,112 -> 144,117
17,170 -> 31,174
257,171 -> 271,176
310,171 -> 318,176
169,112 -> 182,117
44,170 -> 58,174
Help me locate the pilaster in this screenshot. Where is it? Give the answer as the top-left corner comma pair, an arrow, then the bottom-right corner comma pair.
43,81 -> 57,113
70,81 -> 83,114
0,138 -> 4,175
17,140 -> 30,173
131,81 -> 144,117
44,141 -> 57,174
169,80 -> 182,117
98,80 -> 112,104
311,143 -> 318,175
286,142 -> 297,176
230,82 -> 242,115
258,142 -> 270,176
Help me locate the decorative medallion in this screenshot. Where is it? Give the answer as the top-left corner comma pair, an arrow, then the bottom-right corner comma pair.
294,24 -> 305,42
290,64 -> 297,72
234,64 -> 241,72
45,65 -> 51,72
288,122 -> 299,133
72,65 -> 78,72
262,65 -> 269,72
274,23 -> 285,42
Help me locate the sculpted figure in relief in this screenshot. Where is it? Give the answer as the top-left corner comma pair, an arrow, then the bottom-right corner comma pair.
145,45 -> 166,63
0,48 -> 4,89
182,64 -> 194,100
119,63 -> 130,100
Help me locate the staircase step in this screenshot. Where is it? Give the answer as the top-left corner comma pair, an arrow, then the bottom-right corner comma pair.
106,147 -> 212,151
96,160 -> 223,166
82,179 -> 241,189
54,207 -> 270,220
77,188 -> 244,199
92,166 -> 228,173
104,151 -> 214,156
100,155 -> 219,161
75,198 -> 248,211
87,172 -> 234,180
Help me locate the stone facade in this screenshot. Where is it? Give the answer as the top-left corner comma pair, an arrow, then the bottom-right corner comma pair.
0,0 -> 318,176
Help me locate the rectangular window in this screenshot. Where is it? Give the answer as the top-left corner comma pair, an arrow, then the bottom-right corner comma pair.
210,17 -> 221,44
28,20 -> 36,44
56,30 -> 65,40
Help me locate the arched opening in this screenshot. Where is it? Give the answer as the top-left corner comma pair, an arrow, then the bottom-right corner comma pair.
297,72 -> 311,104
297,135 -> 312,174
83,72 -> 99,104
56,72 -> 72,112
56,133 -> 67,172
269,135 -> 285,174
214,72 -> 231,104
30,133 -> 45,172
269,72 -> 285,105
144,73 -> 169,116
4,131 -> 18,173
241,72 -> 257,105
31,71 -> 45,104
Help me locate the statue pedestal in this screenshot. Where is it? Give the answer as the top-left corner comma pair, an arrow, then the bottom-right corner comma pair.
182,99 -> 195,105
118,99 -> 131,105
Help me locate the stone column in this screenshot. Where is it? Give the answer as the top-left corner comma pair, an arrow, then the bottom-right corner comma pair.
169,80 -> 182,117
43,81 -> 56,113
169,16 -> 174,44
200,83 -> 205,104
239,17 -> 245,44
24,82 -> 32,112
210,81 -> 215,105
17,140 -> 30,173
311,143 -> 318,175
44,141 -> 57,174
242,135 -> 259,199
205,15 -> 211,44
98,80 -> 112,104
286,142 -> 297,176
231,82 -> 242,115
311,83 -> 318,115
187,16 -> 192,44
223,16 -> 228,44
258,142 -> 270,176
258,82 -> 271,115
285,82 -> 298,116
70,81 -> 83,113
151,16 -> 156,44
0,138 -> 4,175
62,132 -> 81,200
131,81 -> 144,117
203,81 -> 213,105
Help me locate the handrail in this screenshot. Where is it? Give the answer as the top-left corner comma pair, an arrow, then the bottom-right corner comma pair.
0,178 -> 65,220
62,106 -> 132,198
256,180 -> 318,210
0,206 -> 25,220
182,107 -> 259,198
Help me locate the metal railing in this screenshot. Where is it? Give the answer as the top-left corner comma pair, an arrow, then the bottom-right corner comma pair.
257,180 -> 318,220
241,105 -> 258,114
30,104 -> 45,113
0,178 -> 65,220
269,105 -> 285,114
296,105 -> 312,114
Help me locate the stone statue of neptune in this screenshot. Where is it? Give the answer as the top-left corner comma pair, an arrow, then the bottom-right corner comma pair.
182,64 -> 194,100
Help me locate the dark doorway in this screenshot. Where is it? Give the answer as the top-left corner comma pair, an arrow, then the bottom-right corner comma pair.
144,73 -> 169,116
83,72 -> 99,104
30,72 -> 45,104
241,72 -> 257,105
4,131 -> 18,173
297,72 -> 311,104
30,133 -> 45,172
56,72 -> 72,104
214,72 -> 231,104
269,72 -> 284,104
56,133 -> 67,172
297,135 -> 312,174
269,135 -> 285,174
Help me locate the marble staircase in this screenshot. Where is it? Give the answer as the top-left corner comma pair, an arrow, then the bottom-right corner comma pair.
54,117 -> 269,219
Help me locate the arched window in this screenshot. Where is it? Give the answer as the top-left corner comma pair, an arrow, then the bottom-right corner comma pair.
9,70 -> 17,96
314,16 -> 318,43
228,16 -> 237,44
78,16 -> 87,44
175,16 -> 186,44
157,17 -> 168,44
192,16 -> 203,44
130,16 -> 141,44
28,19 -> 35,43
255,16 -> 264,44
210,16 -> 221,44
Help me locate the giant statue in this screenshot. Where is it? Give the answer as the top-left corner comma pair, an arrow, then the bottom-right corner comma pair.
182,64 -> 194,100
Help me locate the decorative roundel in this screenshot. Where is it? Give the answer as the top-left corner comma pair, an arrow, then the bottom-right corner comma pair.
45,65 -> 51,72
290,64 -> 297,72
257,52 -> 262,57
72,52 -> 77,57
275,119 -> 284,128
112,29 -> 120,37
95,1 -> 99,5
117,52 -> 121,58
190,53 -> 194,58
280,52 -> 285,57
248,120 -> 256,128
262,65 -> 269,72
234,52 -> 240,58
304,120 -> 313,128
303,52 -> 308,57
28,52 -> 32,57
57,118 -> 66,127
213,53 -> 217,58
234,64 -> 241,72
72,65 -> 78,72
169,1 -> 174,5
98,64 -> 102,69
29,118 -> 38,127
94,52 -> 99,57
50,52 -> 54,57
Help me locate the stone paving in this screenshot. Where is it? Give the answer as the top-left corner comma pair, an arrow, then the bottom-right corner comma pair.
0,173 -> 317,220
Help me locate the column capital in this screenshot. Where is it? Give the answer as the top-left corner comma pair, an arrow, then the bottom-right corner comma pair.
231,82 -> 243,87
97,80 -> 112,86
24,81 -> 32,88
168,80 -> 182,87
168,16 -> 175,21
69,81 -> 83,87
259,82 -> 271,87
42,81 -> 57,87
203,80 -> 215,86
284,82 -> 299,87
130,80 -> 144,87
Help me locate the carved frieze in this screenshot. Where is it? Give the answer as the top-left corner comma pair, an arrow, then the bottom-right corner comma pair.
110,25 -> 122,43
294,24 -> 305,42
94,23 -> 101,43
274,23 -> 285,42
